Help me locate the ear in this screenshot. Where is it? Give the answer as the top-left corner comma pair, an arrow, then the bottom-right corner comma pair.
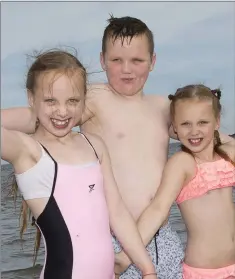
150,53 -> 156,72
172,122 -> 177,134
100,52 -> 106,71
27,90 -> 35,108
216,115 -> 221,130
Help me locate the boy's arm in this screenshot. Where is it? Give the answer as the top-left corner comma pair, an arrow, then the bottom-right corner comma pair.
157,96 -> 178,140
1,107 -> 36,134
219,133 -> 234,144
221,137 -> 235,162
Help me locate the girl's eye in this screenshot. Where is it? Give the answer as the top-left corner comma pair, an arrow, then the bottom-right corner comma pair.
45,99 -> 55,103
69,99 -> 79,104
199,121 -> 208,125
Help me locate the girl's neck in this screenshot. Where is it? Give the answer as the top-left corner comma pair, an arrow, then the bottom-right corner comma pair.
34,126 -> 74,144
192,149 -> 218,163
191,142 -> 218,162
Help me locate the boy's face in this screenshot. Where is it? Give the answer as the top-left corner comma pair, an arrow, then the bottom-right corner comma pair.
100,35 -> 156,97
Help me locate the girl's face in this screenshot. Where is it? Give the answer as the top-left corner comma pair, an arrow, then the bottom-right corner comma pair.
173,98 -> 220,155
28,71 -> 85,138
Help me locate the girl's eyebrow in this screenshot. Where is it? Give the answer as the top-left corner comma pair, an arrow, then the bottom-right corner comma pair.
44,96 -> 56,99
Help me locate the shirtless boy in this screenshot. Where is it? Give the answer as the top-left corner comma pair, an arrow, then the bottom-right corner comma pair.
82,16 -> 185,278
5,16 -> 232,278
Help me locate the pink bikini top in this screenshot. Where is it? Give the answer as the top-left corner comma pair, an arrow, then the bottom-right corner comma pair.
176,158 -> 235,204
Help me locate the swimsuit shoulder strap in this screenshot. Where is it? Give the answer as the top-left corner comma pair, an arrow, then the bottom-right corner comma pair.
79,132 -> 99,161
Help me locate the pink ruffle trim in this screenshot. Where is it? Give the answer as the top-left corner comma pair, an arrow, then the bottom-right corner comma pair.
176,159 -> 235,204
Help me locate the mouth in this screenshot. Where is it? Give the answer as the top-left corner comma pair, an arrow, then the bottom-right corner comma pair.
188,138 -> 203,146
51,118 -> 70,129
121,78 -> 134,83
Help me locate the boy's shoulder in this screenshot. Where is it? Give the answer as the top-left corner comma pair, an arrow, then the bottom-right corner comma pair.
145,94 -> 170,110
87,83 -> 110,95
146,93 -> 167,101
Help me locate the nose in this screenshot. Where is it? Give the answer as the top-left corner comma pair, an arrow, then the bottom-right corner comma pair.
191,125 -> 199,136
121,61 -> 131,74
56,104 -> 68,118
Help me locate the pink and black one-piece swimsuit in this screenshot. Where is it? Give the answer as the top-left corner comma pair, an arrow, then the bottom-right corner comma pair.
15,133 -> 115,279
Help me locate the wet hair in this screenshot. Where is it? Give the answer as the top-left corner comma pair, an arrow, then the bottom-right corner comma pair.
102,15 -> 154,56
10,49 -> 87,265
27,49 -> 87,95
168,84 -> 235,167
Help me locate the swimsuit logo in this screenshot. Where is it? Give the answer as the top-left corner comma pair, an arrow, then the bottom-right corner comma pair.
89,184 -> 95,193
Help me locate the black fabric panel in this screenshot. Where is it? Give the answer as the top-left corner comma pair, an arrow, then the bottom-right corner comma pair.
37,196 -> 73,279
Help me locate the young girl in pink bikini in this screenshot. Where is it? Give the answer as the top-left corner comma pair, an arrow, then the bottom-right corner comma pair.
1,50 -> 157,279
135,84 -> 235,279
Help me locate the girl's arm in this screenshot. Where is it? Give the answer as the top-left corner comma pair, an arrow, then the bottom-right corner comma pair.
116,152 -> 191,268
93,135 -> 156,277
1,107 -> 36,134
1,125 -> 27,164
136,152 -> 189,246
1,104 -> 94,134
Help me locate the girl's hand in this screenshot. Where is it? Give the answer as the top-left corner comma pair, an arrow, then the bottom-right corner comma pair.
114,252 -> 131,276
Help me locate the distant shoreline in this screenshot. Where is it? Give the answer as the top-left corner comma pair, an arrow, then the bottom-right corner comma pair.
1,137 -> 234,168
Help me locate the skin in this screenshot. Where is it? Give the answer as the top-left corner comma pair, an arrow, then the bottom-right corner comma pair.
1,72 -> 157,278
136,99 -> 235,269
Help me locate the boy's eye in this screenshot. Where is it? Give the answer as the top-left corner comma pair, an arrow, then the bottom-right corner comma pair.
133,59 -> 143,62
181,122 -> 190,126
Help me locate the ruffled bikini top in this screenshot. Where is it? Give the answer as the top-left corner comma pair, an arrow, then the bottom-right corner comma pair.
176,158 -> 235,204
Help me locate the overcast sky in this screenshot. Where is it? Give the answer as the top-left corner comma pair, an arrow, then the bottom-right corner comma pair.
1,2 -> 235,133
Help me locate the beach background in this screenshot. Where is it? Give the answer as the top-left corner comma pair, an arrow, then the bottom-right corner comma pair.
1,142 -> 235,279
1,2 -> 235,278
